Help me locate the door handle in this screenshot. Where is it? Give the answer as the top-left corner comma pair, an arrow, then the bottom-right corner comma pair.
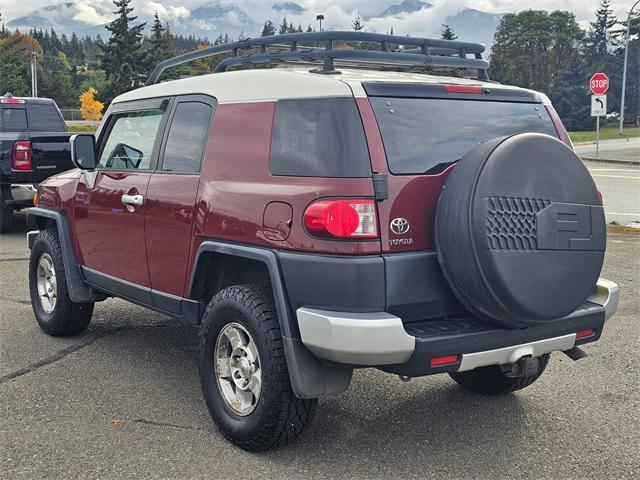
121,194 -> 144,207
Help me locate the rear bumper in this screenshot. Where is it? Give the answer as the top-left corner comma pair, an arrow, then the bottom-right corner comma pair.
297,278 -> 619,374
4,183 -> 36,207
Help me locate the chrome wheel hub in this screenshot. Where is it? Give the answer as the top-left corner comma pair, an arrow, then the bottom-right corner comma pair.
36,253 -> 57,314
214,323 -> 262,416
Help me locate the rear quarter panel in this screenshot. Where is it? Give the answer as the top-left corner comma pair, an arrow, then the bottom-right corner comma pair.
187,101 -> 380,281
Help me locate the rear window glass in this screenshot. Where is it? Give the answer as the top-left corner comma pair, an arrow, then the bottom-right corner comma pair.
27,104 -> 65,132
370,97 -> 558,175
0,108 -> 28,132
270,97 -> 371,177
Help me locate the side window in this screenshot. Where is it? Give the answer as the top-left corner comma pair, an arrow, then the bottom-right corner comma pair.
161,102 -> 212,173
270,97 -> 371,177
98,109 -> 164,170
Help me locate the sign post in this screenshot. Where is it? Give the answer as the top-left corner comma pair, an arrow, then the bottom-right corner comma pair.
590,72 -> 609,156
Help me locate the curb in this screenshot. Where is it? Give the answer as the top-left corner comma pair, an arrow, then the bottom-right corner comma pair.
581,156 -> 640,166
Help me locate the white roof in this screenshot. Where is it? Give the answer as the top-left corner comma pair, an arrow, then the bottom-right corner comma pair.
113,67 -> 543,105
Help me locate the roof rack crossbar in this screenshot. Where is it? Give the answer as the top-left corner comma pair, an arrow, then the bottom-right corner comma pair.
146,31 -> 488,85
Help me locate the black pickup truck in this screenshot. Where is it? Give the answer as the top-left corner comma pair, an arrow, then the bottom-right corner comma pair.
0,94 -> 74,232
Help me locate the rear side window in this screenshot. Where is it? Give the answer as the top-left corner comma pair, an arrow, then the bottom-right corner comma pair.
26,104 -> 65,132
370,97 -> 558,175
0,108 -> 28,132
161,102 -> 212,173
98,109 -> 164,170
270,97 -> 371,177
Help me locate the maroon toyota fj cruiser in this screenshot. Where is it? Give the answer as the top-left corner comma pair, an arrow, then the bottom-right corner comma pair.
26,32 -> 619,451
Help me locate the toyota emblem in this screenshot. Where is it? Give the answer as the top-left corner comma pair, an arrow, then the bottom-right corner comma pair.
390,218 -> 410,235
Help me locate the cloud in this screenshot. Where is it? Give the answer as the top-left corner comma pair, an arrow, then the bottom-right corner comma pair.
72,1 -> 112,25
1,0 -> 637,33
140,1 -> 190,20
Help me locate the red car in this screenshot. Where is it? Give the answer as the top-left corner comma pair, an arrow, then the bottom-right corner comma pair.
27,32 -> 618,451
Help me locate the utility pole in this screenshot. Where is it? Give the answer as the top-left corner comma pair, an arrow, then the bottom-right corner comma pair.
619,0 -> 640,134
30,52 -> 38,97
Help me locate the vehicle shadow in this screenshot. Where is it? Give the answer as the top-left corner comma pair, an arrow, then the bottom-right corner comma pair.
267,373 -> 533,475
100,319 -> 535,476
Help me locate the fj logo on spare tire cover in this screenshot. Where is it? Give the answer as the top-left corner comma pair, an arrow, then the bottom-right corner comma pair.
485,197 -> 605,251
390,218 -> 410,235
536,202 -> 606,251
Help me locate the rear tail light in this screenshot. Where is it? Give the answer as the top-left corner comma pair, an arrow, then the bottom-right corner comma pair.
444,85 -> 482,94
597,190 -> 604,205
430,355 -> 460,367
545,105 -> 573,148
12,140 -> 32,171
1,97 -> 25,104
576,329 -> 594,340
304,199 -> 378,239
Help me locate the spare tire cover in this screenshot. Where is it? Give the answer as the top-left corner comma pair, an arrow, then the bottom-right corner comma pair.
436,133 -> 605,329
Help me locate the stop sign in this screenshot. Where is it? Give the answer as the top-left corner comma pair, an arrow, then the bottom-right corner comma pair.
590,72 -> 609,95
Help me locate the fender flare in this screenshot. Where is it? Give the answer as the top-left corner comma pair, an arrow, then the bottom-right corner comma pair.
188,241 -> 352,399
27,207 -> 105,303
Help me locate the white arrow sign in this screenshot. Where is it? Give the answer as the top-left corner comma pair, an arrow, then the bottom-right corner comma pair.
591,94 -> 607,117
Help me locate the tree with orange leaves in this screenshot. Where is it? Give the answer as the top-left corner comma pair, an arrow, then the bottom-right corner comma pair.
79,87 -> 104,121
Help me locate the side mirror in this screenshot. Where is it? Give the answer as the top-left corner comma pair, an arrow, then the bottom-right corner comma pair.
70,134 -> 97,170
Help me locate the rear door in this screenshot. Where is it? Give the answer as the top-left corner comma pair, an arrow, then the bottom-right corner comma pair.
75,98 -> 170,289
360,83 -> 560,253
145,95 -> 215,302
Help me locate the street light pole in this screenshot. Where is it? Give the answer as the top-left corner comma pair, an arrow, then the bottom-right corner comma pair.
619,0 -> 639,134
30,52 -> 38,97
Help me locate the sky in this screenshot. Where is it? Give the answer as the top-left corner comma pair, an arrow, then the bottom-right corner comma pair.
1,0 -> 637,34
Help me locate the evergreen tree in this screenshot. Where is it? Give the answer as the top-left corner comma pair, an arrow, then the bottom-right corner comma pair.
262,20 -> 276,36
583,0 -> 619,100
99,0 -> 146,99
50,29 -> 62,52
616,11 -> 640,126
352,15 -> 364,31
279,17 -> 288,35
68,33 -> 85,65
306,24 -> 314,33
146,12 -> 173,72
0,10 -> 7,38
586,0 -> 618,57
441,24 -> 457,40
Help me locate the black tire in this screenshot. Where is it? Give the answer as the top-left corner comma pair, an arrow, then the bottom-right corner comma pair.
0,202 -> 13,233
199,283 -> 317,452
436,133 -> 605,328
449,354 -> 550,395
29,229 -> 94,336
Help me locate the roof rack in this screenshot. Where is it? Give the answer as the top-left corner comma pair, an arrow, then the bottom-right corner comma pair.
146,31 -> 489,86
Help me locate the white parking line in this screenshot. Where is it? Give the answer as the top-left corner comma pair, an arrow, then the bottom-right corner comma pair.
588,168 -> 640,173
606,211 -> 640,217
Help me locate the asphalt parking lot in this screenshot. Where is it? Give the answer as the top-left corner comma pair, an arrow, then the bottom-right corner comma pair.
1,213 -> 639,479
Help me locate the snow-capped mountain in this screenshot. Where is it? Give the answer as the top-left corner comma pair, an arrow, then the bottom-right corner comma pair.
378,0 -> 433,18
6,1 -> 503,51
272,3 -> 305,15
